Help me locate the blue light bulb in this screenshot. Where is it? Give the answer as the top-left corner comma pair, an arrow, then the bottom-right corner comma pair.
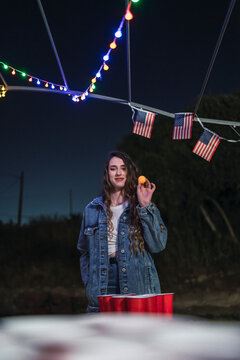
103,54 -> 109,61
115,30 -> 122,38
96,72 -> 101,78
51,84 -> 55,89
36,79 -> 41,85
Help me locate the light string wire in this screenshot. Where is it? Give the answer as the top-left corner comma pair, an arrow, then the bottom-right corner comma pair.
0,61 -> 67,91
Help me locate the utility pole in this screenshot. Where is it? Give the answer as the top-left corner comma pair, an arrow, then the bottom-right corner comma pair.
69,189 -> 73,217
17,171 -> 24,226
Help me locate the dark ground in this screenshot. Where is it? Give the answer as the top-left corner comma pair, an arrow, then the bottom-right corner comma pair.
1,267 -> 239,320
1,208 -> 239,321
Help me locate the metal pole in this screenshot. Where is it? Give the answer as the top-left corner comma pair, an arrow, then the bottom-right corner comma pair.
17,171 -> 24,226
36,0 -> 69,89
194,0 -> 236,115
125,0 -> 132,103
6,85 -> 240,127
69,189 -> 73,216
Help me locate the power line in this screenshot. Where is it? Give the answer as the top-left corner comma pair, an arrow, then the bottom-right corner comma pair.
0,172 -> 19,179
0,179 -> 19,196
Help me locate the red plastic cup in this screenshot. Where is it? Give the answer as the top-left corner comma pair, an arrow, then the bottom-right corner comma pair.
126,295 -> 148,313
98,295 -> 114,312
111,295 -> 127,312
146,295 -> 157,313
155,294 -> 164,314
162,293 -> 174,317
98,296 -> 104,312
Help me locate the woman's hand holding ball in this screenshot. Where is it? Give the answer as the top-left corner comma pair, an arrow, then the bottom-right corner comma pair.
137,176 -> 156,207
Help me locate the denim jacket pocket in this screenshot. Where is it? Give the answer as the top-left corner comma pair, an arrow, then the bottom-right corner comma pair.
84,226 -> 98,236
83,225 -> 99,305
84,226 -> 99,250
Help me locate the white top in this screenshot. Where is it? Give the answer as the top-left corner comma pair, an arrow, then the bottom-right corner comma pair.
108,201 -> 128,256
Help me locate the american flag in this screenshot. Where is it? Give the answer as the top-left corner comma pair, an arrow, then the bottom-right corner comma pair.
132,109 -> 155,139
173,113 -> 193,140
193,129 -> 221,162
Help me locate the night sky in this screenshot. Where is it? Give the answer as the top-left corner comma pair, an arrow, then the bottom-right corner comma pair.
1,0 -> 240,223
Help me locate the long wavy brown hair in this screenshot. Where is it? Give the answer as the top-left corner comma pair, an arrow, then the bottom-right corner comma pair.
102,151 -> 145,254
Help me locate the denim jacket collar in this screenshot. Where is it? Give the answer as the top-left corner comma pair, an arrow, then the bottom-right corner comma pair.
91,195 -> 131,211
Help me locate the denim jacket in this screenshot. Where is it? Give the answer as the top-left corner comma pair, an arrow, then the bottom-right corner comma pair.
77,196 -> 167,312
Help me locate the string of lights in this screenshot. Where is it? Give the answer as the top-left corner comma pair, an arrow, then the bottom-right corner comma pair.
0,0 -> 140,103
72,0 -> 139,103
0,61 -> 67,92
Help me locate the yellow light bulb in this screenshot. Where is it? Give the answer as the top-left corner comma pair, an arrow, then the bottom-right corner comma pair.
103,63 -> 109,71
110,41 -> 117,49
125,9 -> 133,20
45,82 -> 49,88
91,77 -> 96,84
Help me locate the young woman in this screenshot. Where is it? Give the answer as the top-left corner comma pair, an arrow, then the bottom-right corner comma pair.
77,151 -> 167,312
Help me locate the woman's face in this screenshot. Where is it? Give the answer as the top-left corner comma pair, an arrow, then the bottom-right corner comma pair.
108,156 -> 127,191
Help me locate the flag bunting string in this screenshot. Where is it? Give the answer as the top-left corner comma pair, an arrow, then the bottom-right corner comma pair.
230,125 -> 240,137
131,105 -> 240,162
195,115 -> 240,143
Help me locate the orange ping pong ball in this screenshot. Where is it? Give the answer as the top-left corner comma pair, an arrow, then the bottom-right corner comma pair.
138,175 -> 146,184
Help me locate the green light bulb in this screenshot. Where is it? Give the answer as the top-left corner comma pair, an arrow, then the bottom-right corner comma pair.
22,72 -> 26,77
92,84 -> 96,90
3,64 -> 8,69
132,0 -> 140,2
